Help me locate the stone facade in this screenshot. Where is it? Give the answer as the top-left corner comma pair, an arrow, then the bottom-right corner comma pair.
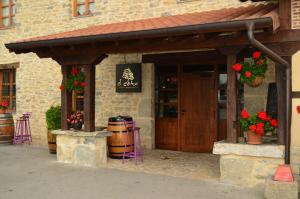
292,0 -> 300,29
0,0 -> 256,148
54,130 -> 111,167
244,60 -> 275,115
213,142 -> 284,187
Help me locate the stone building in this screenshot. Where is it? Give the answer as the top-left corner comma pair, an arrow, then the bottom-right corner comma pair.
1,0 -> 300,187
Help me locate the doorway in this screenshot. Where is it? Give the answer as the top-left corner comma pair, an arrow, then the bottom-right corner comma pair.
155,64 -> 218,153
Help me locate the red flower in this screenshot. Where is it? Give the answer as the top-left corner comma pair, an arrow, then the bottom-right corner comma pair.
73,80 -> 79,86
256,122 -> 265,128
80,82 -> 86,87
255,126 -> 264,136
232,63 -> 242,72
258,111 -> 269,121
249,125 -> 257,131
59,85 -> 64,91
1,100 -> 8,108
270,119 -> 278,127
71,68 -> 79,76
252,51 -> 261,59
241,108 -> 249,119
245,71 -> 252,78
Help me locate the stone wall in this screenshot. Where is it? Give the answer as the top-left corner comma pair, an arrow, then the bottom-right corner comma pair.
244,60 -> 276,115
292,0 -> 300,29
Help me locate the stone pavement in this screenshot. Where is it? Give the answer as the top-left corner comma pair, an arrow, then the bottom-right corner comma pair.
0,145 -> 264,199
104,149 -> 220,181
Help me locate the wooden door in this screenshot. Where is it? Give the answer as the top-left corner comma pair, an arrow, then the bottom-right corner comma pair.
180,69 -> 217,152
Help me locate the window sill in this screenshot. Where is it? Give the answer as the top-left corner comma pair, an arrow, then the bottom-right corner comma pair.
72,14 -> 95,19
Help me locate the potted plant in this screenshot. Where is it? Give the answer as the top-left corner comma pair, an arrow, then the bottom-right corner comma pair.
240,108 -> 278,145
232,51 -> 268,87
0,100 -> 8,114
45,106 -> 61,154
67,111 -> 83,130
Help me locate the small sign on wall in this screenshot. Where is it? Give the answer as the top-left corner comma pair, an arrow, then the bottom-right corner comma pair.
116,63 -> 142,92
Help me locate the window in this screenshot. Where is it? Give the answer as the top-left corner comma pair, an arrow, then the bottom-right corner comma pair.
73,0 -> 94,17
0,0 -> 16,28
0,69 -> 16,112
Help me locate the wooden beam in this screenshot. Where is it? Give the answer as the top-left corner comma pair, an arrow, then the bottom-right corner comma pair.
142,51 -> 226,65
292,91 -> 300,98
218,46 -> 244,143
25,29 -> 300,56
61,66 -> 72,130
83,64 -> 95,132
279,0 -> 291,30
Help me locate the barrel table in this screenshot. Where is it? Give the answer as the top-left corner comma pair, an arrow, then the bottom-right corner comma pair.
107,116 -> 134,159
0,113 -> 14,145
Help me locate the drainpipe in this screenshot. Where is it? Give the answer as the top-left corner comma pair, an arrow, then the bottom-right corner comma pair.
246,22 -> 291,164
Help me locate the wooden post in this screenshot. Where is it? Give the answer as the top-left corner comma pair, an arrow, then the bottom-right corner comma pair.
279,0 -> 291,30
226,55 -> 238,143
83,64 -> 95,132
218,46 -> 243,143
61,66 -> 72,130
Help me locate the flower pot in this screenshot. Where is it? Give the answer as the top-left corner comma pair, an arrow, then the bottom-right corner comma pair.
247,130 -> 262,145
73,123 -> 82,131
249,76 -> 264,87
0,109 -> 6,114
47,130 -> 57,154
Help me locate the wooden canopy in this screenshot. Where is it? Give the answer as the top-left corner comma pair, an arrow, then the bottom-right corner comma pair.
4,2 -> 298,156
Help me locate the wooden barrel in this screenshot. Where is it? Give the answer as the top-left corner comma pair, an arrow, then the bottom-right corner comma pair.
0,113 -> 14,145
47,130 -> 57,154
107,116 -> 134,159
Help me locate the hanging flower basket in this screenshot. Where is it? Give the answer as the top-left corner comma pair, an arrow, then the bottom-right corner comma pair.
249,76 -> 265,87
232,51 -> 268,87
59,68 -> 86,92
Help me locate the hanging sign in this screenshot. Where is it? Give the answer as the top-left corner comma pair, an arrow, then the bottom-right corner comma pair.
116,63 -> 142,92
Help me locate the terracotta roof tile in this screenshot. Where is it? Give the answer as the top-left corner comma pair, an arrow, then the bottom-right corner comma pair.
13,3 -> 279,44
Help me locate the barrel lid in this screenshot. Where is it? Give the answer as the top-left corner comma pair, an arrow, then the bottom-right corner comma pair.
108,115 -> 132,122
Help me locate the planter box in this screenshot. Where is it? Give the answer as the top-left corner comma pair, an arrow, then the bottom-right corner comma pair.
52,130 -> 112,167
213,141 -> 285,187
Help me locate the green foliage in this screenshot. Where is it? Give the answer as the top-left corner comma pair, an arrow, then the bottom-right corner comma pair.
45,106 -> 61,130
240,113 -> 275,133
65,68 -> 85,92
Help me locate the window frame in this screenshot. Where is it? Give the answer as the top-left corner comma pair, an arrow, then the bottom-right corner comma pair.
73,0 -> 95,17
0,0 -> 16,28
0,69 -> 16,112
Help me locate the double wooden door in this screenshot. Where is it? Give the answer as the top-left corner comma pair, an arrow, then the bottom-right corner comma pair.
155,65 -> 217,153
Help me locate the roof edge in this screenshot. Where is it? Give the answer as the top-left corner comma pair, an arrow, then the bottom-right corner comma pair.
6,17 -> 274,53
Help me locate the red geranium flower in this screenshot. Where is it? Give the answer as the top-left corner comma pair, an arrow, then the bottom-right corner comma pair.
270,119 -> 278,127
241,108 -> 249,119
80,82 -> 86,87
232,63 -> 242,72
73,80 -> 79,86
258,111 -> 268,121
1,100 -> 8,108
59,85 -> 64,91
245,71 -> 252,78
71,68 -> 79,76
249,125 -> 257,131
252,51 -> 261,59
256,122 -> 265,128
255,126 -> 264,136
